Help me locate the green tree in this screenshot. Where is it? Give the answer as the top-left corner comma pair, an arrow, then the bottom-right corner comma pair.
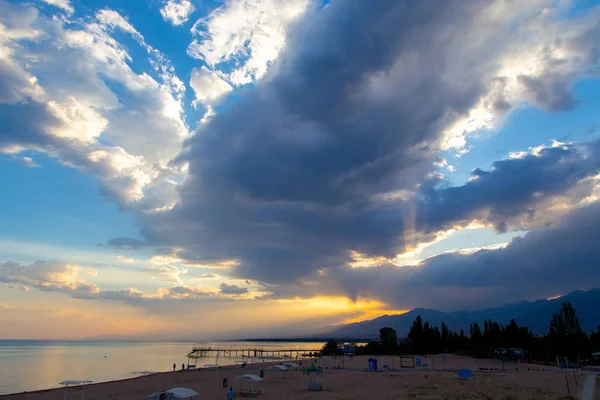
548,301 -> 586,359
470,322 -> 482,356
379,327 -> 398,352
408,315 -> 424,353
322,339 -> 340,355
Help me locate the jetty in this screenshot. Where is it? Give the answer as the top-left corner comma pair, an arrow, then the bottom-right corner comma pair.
186,344 -> 321,361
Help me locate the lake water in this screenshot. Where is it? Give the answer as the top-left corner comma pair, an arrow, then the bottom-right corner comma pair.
0,340 -> 325,395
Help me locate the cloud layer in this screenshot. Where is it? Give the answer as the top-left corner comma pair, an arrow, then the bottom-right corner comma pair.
133,0 -> 600,299
3,0 -> 600,317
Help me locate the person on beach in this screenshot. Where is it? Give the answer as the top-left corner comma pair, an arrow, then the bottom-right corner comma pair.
173,363 -> 176,371
227,386 -> 235,400
182,363 -> 185,370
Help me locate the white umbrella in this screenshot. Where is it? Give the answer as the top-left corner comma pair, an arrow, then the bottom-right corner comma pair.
284,362 -> 299,370
234,374 -> 263,394
146,387 -> 199,399
60,380 -> 92,400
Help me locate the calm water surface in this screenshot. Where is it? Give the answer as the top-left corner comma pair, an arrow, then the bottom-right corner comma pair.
0,340 -> 325,394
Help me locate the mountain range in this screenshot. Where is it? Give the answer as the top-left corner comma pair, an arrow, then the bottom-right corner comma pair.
318,288 -> 600,339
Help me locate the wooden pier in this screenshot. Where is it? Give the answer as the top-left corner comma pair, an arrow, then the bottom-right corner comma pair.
186,345 -> 321,360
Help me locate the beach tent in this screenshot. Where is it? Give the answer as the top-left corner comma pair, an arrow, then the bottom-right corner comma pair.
146,387 -> 199,400
234,374 -> 263,397
303,366 -> 323,391
60,380 -> 93,400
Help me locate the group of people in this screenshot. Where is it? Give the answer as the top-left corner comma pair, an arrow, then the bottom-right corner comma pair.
173,363 -> 186,371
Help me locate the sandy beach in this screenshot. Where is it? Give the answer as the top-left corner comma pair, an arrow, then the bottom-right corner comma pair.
0,355 -> 585,400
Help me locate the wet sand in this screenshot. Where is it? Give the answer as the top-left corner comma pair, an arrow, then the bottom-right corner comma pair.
1,355 -> 584,400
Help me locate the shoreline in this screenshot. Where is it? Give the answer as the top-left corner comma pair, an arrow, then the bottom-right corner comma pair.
0,355 -> 584,400
0,358 -> 290,397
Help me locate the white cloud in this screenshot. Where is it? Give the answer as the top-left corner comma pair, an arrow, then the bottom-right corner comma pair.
0,3 -> 190,209
190,66 -> 232,105
188,0 -> 309,86
441,3 -> 600,154
0,261 -> 99,295
39,0 -> 73,15
7,155 -> 39,168
160,0 -> 196,26
145,265 -> 188,284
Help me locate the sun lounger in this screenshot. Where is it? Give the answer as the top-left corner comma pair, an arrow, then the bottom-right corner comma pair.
307,381 -> 323,391
239,388 -> 260,397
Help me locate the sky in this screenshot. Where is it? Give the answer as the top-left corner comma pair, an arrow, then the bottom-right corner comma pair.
1,0 -> 600,340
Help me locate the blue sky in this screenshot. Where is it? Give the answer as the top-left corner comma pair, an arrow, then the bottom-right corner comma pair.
1,0 -> 600,339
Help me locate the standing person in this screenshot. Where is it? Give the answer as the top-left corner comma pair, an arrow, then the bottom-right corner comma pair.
227,387 -> 235,400
181,363 -> 185,370
173,363 -> 176,371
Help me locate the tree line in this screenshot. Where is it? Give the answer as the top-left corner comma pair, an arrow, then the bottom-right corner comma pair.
323,301 -> 600,363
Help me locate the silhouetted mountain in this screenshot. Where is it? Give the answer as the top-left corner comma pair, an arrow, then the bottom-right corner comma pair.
320,288 -> 600,339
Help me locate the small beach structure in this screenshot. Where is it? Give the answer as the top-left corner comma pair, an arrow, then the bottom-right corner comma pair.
60,380 -> 93,400
303,365 -> 323,391
367,357 -> 378,371
234,374 -> 263,397
458,369 -> 472,379
146,387 -> 199,400
284,362 -> 299,370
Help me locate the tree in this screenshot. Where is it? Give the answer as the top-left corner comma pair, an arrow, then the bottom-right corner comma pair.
470,322 -> 482,356
441,322 -> 449,347
379,327 -> 398,352
322,339 -> 340,355
548,301 -> 586,359
408,316 -> 424,353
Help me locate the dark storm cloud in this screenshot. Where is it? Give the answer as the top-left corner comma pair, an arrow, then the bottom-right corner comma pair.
143,1 -> 506,280
337,201 -> 600,311
418,139 -> 600,234
134,1 -> 600,293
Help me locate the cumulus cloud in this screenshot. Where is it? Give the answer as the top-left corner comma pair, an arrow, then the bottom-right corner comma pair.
135,1 -> 600,290
0,1 -> 189,209
0,260 -> 225,307
188,0 -> 309,86
189,66 -> 232,105
335,201 -> 600,311
160,0 -> 195,26
39,0 -> 73,15
219,282 -> 249,295
144,265 -> 188,284
7,155 -> 39,167
0,261 -> 99,295
417,139 -> 600,234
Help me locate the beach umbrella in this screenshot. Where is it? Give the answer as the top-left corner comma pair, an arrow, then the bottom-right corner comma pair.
234,374 -> 263,394
60,380 -> 92,400
146,387 -> 199,399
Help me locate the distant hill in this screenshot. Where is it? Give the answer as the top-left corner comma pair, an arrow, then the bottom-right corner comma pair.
319,288 -> 600,339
